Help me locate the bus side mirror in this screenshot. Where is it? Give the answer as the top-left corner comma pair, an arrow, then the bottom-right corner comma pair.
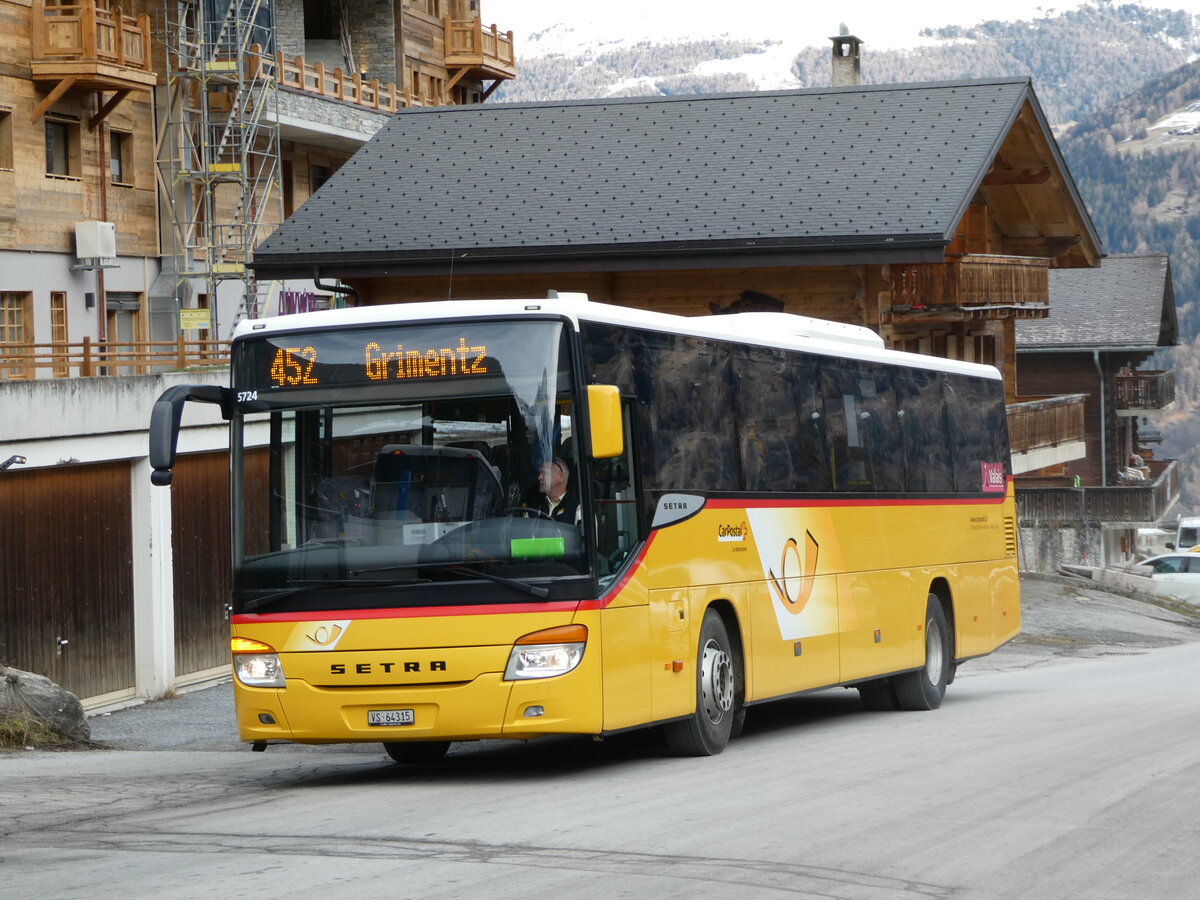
587,385 -> 624,459
149,384 -> 232,485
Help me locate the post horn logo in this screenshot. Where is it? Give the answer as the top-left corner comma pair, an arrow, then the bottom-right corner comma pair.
305,622 -> 347,648
767,531 -> 819,615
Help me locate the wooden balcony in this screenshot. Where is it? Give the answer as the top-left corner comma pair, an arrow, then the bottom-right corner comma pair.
1113,369 -> 1175,415
1016,458 -> 1180,526
887,254 -> 1051,320
444,18 -> 517,95
1007,394 -> 1086,455
30,0 -> 155,125
215,46 -> 442,114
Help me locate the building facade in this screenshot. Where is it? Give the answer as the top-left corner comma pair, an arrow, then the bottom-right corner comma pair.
0,0 -> 515,380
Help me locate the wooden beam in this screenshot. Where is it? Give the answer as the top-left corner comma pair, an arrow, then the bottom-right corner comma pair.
983,166 -> 1053,186
1003,235 -> 1081,258
445,66 -> 469,93
480,79 -> 502,101
88,90 -> 131,131
30,76 -> 78,124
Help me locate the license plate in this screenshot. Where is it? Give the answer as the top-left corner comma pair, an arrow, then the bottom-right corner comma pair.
368,709 -> 415,726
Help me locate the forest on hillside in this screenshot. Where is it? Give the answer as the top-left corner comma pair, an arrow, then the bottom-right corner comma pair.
1058,60 -> 1200,516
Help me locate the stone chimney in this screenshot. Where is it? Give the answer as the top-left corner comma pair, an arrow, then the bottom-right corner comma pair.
830,24 -> 864,87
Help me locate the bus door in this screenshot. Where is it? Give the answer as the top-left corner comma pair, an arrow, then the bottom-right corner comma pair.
593,395 -> 652,731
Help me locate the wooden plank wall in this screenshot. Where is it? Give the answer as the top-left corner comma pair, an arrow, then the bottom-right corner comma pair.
1,1 -> 156,255
0,461 -> 135,698
358,265 -> 873,324
170,451 -> 232,676
171,447 -> 270,675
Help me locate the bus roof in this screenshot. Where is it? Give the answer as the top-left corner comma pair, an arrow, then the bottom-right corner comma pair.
234,293 -> 1001,380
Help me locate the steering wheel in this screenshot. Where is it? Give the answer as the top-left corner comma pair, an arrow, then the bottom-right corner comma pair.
501,505 -> 554,521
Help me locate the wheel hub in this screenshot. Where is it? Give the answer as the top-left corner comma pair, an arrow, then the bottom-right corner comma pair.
924,617 -> 944,684
700,639 -> 734,724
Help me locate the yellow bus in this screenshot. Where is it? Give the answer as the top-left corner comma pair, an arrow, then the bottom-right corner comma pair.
150,294 -> 1019,759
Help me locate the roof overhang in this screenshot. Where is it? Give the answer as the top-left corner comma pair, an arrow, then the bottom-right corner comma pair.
252,235 -> 948,280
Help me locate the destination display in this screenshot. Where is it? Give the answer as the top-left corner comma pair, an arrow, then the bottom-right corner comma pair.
233,321 -> 564,394
266,337 -> 489,388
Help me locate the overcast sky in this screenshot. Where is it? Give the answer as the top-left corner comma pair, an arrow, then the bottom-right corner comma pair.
484,0 -> 1200,52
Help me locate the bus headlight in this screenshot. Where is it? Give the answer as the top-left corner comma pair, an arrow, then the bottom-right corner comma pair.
504,625 -> 587,680
232,637 -> 286,688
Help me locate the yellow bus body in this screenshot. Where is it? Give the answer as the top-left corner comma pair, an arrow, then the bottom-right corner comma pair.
231,483 -> 1018,745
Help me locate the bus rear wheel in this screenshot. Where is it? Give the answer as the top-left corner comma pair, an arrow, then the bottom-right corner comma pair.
664,609 -> 739,756
893,594 -> 951,711
383,741 -> 451,764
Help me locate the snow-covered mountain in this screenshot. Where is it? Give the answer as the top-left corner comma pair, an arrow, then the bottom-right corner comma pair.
491,2 -> 1200,128
489,0 -> 1107,57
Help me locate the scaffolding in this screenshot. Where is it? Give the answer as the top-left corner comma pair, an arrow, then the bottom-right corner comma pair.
155,0 -> 283,335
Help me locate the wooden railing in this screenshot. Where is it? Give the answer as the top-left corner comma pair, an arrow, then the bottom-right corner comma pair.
1113,369 -> 1175,411
245,45 -> 440,112
445,19 -> 517,73
30,0 -> 152,72
889,254 -> 1050,312
0,337 -> 228,380
1016,458 -> 1179,525
1006,394 -> 1087,456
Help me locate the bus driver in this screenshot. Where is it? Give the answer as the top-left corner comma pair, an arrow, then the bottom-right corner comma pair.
537,457 -> 580,524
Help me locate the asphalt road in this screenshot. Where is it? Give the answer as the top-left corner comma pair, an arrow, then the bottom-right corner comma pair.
4,574 -> 1199,899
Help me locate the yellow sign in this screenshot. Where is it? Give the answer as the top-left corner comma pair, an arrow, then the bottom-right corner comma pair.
179,308 -> 210,330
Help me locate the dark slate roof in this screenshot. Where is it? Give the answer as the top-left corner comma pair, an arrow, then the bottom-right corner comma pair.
1017,254 -> 1178,351
252,77 -> 1080,277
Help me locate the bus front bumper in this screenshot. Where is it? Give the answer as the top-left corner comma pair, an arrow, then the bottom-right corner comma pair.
233,666 -> 603,744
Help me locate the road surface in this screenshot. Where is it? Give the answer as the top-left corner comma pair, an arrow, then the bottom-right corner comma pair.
2,575 -> 1199,899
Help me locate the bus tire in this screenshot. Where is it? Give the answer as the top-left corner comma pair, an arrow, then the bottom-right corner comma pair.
383,740 -> 451,764
857,678 -> 899,710
893,594 -> 951,711
664,609 -> 738,756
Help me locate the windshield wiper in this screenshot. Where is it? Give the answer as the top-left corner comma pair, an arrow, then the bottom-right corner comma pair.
241,578 -> 430,613
444,566 -> 550,599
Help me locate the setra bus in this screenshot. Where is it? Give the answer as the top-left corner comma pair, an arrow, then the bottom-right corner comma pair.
149,293 -> 1019,759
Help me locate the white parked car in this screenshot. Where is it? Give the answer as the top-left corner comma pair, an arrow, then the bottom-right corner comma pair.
1136,551 -> 1200,602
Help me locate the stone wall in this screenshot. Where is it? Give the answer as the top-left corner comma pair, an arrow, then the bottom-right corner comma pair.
275,90 -> 390,141
346,0 -> 398,84
275,0 -> 306,60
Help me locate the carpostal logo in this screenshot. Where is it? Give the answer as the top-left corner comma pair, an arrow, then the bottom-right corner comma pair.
718,521 -> 748,543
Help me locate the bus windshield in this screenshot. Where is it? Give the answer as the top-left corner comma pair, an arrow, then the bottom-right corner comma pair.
230,319 -> 589,605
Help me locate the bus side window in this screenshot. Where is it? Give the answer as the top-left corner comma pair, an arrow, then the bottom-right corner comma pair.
894,367 -> 954,493
944,374 -> 1008,493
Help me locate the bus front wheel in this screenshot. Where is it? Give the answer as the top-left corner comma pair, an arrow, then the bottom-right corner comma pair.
893,594 -> 951,711
664,609 -> 739,756
383,741 -> 451,764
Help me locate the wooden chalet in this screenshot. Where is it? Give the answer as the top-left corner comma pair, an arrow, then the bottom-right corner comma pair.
1014,253 -> 1180,569
2,0 -> 515,377
251,75 -> 1103,466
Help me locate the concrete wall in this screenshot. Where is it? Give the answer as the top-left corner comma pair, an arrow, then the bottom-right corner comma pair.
1018,523 -> 1139,574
